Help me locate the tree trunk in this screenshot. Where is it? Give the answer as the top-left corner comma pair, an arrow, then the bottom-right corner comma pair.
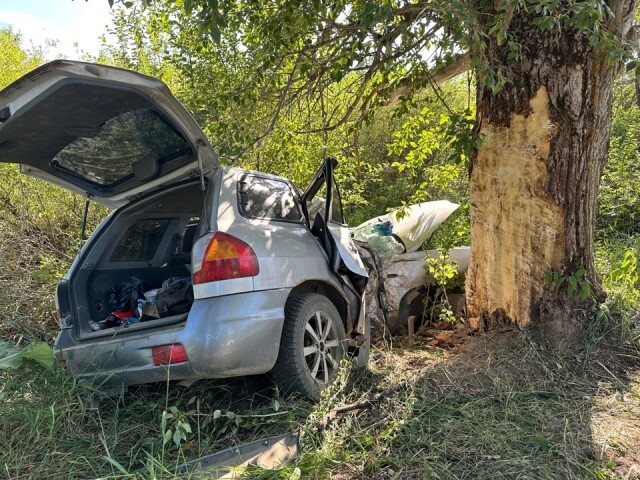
465,3 -> 635,333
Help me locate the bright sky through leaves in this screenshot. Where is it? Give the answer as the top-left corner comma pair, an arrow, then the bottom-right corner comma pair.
0,0 -> 114,59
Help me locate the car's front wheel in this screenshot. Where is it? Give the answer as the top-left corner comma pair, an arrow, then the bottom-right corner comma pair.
271,293 -> 346,401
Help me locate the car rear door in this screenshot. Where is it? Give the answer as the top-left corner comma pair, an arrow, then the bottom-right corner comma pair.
0,60 -> 217,208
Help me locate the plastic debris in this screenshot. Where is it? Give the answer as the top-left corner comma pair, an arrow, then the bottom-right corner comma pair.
143,288 -> 160,303
180,431 -> 300,478
141,302 -> 160,319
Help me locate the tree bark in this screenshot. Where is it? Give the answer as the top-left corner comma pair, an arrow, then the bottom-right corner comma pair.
465,2 -> 635,332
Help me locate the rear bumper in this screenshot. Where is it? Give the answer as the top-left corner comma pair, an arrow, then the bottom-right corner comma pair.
54,289 -> 290,386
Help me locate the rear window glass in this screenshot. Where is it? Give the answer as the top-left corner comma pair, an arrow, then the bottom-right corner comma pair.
238,176 -> 302,222
51,109 -> 190,186
111,219 -> 171,262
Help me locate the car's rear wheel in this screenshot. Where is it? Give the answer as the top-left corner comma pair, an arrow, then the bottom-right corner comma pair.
271,293 -> 346,401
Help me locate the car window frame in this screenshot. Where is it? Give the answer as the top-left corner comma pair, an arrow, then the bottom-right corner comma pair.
300,157 -> 348,227
236,173 -> 305,224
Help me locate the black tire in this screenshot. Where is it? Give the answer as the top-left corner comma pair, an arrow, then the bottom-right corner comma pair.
271,294 -> 346,401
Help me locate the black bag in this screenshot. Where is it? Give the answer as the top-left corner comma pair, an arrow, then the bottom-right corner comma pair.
108,277 -> 147,314
155,277 -> 194,317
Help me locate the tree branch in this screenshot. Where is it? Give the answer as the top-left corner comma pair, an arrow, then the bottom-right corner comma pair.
387,52 -> 472,105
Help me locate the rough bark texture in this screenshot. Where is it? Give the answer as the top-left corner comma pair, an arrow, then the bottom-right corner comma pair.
466,2 -> 635,331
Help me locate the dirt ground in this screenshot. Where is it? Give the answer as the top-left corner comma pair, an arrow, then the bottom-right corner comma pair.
351,325 -> 640,479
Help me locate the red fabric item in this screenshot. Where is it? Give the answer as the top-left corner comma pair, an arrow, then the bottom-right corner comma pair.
113,310 -> 134,319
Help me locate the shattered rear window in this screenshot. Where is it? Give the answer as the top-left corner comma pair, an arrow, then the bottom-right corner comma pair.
51,109 -> 190,186
237,175 -> 303,222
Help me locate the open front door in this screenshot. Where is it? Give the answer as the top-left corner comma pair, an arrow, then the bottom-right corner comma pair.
301,158 -> 368,280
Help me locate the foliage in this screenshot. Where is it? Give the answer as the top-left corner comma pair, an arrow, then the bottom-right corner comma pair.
424,251 -> 465,325
544,268 -> 593,301
113,0 -> 635,140
387,80 -> 473,247
595,234 -> 640,337
0,341 -> 54,370
598,75 -> 640,235
426,252 -> 462,291
0,28 -> 110,342
0,28 -> 42,84
99,3 -> 474,230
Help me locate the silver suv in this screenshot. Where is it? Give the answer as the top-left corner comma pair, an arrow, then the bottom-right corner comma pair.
0,61 -> 369,400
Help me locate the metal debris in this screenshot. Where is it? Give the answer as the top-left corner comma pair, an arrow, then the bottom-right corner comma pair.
180,431 -> 300,478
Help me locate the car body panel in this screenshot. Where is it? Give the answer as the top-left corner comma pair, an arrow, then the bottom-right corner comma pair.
55,289 -> 290,385
327,222 -> 368,278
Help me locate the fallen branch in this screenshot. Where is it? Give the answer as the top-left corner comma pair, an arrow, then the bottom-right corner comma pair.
318,382 -> 408,431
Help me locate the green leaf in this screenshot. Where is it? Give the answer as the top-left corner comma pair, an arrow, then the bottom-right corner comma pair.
300,63 -> 311,75
579,282 -> 591,300
22,342 -> 54,369
103,455 -> 129,475
163,429 -> 172,446
209,23 -> 221,43
533,436 -> 551,450
161,411 -> 168,431
173,428 -> 183,446
213,409 -> 221,419
0,342 -> 23,370
544,270 -> 553,285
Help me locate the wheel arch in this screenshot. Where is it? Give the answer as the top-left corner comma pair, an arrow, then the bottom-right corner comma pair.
287,280 -> 349,330
394,286 -> 427,335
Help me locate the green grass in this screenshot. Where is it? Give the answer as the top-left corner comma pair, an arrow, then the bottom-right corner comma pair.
0,367 -> 308,479
1,329 -> 639,479
1,234 -> 638,479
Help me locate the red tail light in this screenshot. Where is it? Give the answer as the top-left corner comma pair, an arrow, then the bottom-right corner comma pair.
193,232 -> 259,284
152,344 -> 188,366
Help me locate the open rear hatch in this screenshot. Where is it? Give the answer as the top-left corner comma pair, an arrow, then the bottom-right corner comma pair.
0,60 -> 217,207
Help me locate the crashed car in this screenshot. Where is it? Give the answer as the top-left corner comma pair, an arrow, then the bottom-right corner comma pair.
352,201 -> 470,336
0,60 -> 369,400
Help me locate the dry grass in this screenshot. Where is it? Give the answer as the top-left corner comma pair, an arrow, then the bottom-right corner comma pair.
288,328 -> 640,480
1,326 -> 639,479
